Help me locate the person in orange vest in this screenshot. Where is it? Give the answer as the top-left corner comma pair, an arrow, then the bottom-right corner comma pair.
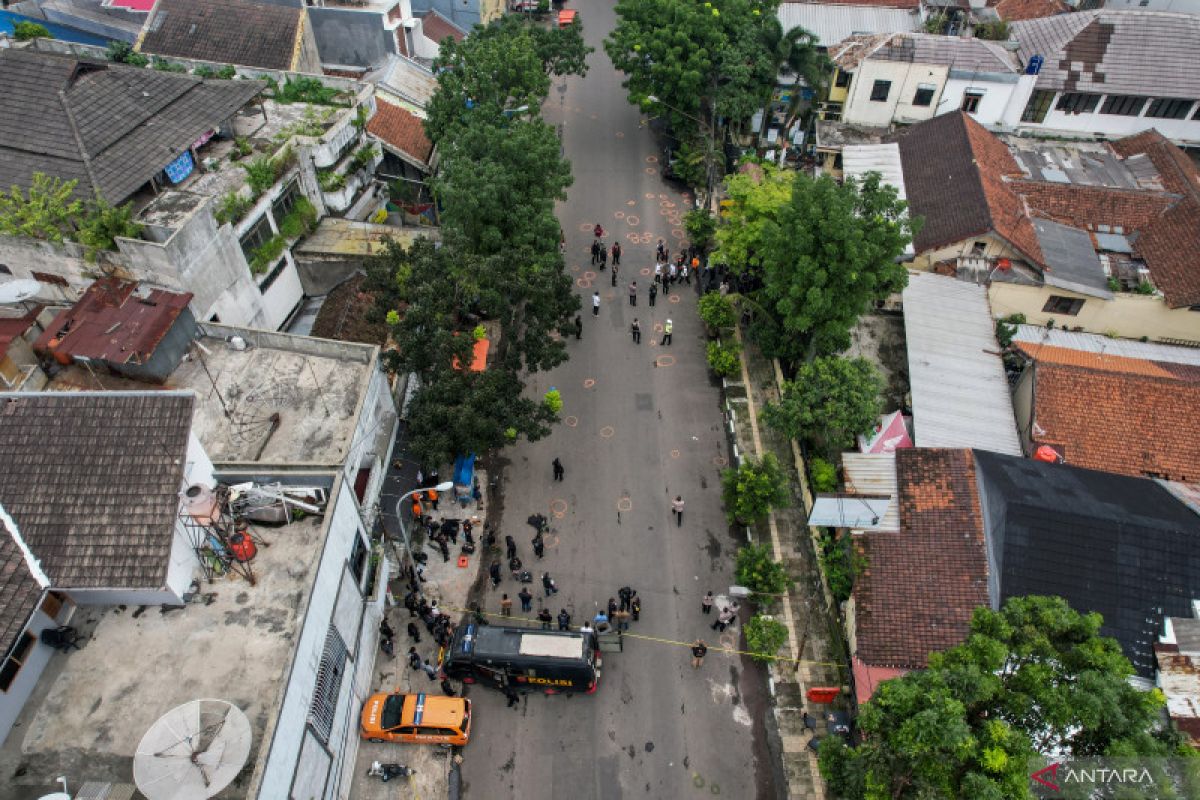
411,496 -> 424,521
426,487 -> 440,511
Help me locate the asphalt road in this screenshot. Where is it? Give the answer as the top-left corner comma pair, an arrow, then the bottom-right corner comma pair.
459,5 -> 777,799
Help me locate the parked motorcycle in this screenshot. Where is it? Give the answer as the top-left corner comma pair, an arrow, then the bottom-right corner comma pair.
367,761 -> 415,782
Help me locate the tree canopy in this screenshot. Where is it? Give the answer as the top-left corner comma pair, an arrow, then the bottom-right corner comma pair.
764,356 -> 883,451
821,596 -> 1198,800
715,166 -> 914,363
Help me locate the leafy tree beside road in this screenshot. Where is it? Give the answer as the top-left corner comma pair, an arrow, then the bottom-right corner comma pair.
764,356 -> 883,453
821,596 -> 1198,799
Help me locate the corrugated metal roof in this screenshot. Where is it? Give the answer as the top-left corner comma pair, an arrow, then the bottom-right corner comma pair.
901,272 -> 1022,454
843,144 -> 906,200
1012,325 -> 1200,366
776,3 -> 920,47
841,453 -> 900,531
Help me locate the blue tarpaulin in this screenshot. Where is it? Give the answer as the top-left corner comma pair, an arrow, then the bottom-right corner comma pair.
453,454 -> 475,490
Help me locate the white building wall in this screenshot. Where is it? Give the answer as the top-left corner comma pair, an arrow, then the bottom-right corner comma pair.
1022,101 -> 1200,145
0,600 -> 54,748
257,476 -> 369,800
844,60 -> 950,126
260,258 -> 306,331
1104,0 -> 1200,13
938,76 -> 1019,125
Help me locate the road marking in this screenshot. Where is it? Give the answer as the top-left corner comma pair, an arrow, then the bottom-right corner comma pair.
670,450 -> 680,458
616,497 -> 633,512
564,416 -> 578,427
626,215 -> 640,226
614,211 -> 625,219
655,355 -> 676,367
583,378 -> 595,388
599,426 -> 615,438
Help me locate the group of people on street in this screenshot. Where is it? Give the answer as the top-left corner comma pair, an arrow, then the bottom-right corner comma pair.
592,585 -> 641,633
692,591 -> 742,667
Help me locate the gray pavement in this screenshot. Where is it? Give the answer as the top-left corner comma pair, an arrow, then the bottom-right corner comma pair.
458,6 -> 777,799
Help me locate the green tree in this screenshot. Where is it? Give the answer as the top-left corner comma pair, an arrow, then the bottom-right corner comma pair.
749,171 -> 914,362
698,292 -> 736,330
721,453 -> 789,523
76,194 -> 142,261
105,40 -> 148,67
757,18 -> 828,140
745,615 -> 789,662
712,162 -> 793,273
13,21 -> 52,41
0,174 -> 82,243
734,542 -> 789,598
683,208 -> 717,252
763,356 -> 883,450
820,596 -> 1199,799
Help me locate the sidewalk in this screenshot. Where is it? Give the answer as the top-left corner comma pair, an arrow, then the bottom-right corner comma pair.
725,328 -> 846,800
349,471 -> 491,800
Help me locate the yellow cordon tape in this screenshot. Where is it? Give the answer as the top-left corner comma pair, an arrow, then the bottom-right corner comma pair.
430,605 -> 842,669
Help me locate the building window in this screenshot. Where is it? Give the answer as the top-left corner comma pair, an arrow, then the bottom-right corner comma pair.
1055,92 -> 1101,114
1043,295 -> 1085,315
239,215 -> 274,264
912,84 -> 936,107
1100,95 -> 1146,116
0,632 -> 36,692
835,70 -> 852,88
961,90 -> 985,113
308,627 -> 348,744
271,180 -> 303,221
349,533 -> 368,587
0,264 -> 10,276
870,80 -> 891,102
1145,98 -> 1195,120
971,241 -> 987,257
257,255 -> 290,293
1021,90 -> 1055,123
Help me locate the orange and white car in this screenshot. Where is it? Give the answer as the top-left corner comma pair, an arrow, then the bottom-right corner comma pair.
360,692 -> 471,746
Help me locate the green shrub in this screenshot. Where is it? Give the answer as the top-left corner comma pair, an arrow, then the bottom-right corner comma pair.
13,21 -> 52,41
249,234 -> 286,274
278,197 -> 316,239
151,57 -> 186,73
274,76 -> 344,105
684,208 -> 716,251
349,144 -> 380,175
735,543 -> 789,599
721,453 -> 789,524
698,292 -> 736,330
542,388 -> 562,415
318,170 -> 346,193
193,65 -> 216,78
106,41 -> 148,67
472,324 -> 487,341
744,615 -> 789,663
215,192 -> 253,226
816,529 -> 861,604
1135,281 -> 1156,295
76,195 -> 142,261
974,20 -> 1010,41
706,340 -> 740,377
217,65 -> 238,80
809,457 -> 837,493
243,156 -> 278,197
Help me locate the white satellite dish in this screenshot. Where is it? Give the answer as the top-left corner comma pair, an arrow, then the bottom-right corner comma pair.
133,699 -> 252,800
0,279 -> 41,305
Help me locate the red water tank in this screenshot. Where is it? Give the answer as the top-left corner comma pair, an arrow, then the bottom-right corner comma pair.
229,532 -> 257,562
807,687 -> 840,704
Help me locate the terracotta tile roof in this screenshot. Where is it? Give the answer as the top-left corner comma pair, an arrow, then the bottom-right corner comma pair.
994,0 -> 1067,22
368,98 -> 433,166
422,11 -> 466,44
1111,129 -> 1200,199
1012,181 -> 1175,233
1014,343 -> 1178,378
853,448 -> 990,669
138,0 -> 305,72
788,0 -> 920,8
0,516 -> 45,665
0,306 -> 42,362
894,112 -> 1042,263
1029,362 -> 1200,482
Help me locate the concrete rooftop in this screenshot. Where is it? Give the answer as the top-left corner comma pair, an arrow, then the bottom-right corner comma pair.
0,510 -> 330,800
295,217 -> 438,257
48,325 -> 376,466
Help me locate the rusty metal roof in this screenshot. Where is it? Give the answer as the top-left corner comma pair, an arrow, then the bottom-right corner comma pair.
34,278 -> 192,366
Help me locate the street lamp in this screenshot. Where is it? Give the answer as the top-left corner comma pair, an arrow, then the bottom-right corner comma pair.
394,481 -> 454,577
645,94 -> 720,211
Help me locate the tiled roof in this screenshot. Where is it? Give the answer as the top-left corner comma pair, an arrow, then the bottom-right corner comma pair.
1028,362 -> 1200,482
1012,324 -> 1200,367
421,10 -> 466,44
138,0 -> 305,72
870,33 -> 1019,73
0,392 -> 193,589
1012,180 -> 1176,232
0,49 -> 263,204
0,306 -> 42,362
853,448 -> 990,669
1015,343 -> 1181,378
993,0 -> 1067,22
0,516 -> 45,666
1012,11 -> 1200,99
1111,129 -> 1200,199
894,112 -> 1040,262
367,98 -> 433,166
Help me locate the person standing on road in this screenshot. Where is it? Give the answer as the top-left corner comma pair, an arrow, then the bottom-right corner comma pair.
618,586 -> 633,611
712,607 -> 734,632
702,591 -> 714,615
599,244 -> 607,270
661,319 -> 673,346
542,572 -> 559,597
628,281 -> 637,306
648,282 -> 657,307
505,535 -> 517,561
611,260 -> 619,287
631,318 -> 641,344
489,560 -> 502,587
518,586 -> 533,612
631,594 -> 642,621
421,659 -> 438,681
500,594 -> 513,617
614,608 -> 631,631
408,646 -> 422,671
574,314 -> 582,340
672,495 -> 684,526
505,684 -> 521,709
592,291 -> 601,316
591,239 -> 600,265
538,608 -> 553,629
407,621 -> 421,642
558,609 -> 571,630
654,262 -> 663,285
612,241 -> 621,266
656,238 -> 666,262
691,639 -> 708,669
552,457 -> 565,481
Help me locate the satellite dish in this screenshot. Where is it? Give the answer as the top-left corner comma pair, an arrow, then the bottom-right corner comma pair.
134,699 -> 252,800
0,279 -> 41,305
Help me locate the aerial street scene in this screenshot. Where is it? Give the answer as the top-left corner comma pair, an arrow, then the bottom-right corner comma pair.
1,0 -> 1199,798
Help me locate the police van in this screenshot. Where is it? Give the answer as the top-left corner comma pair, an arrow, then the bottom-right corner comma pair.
441,623 -> 601,694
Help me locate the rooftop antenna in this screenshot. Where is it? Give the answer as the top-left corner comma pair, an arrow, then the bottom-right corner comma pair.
190,340 -> 231,419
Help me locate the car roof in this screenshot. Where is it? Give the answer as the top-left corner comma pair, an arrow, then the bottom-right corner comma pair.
398,693 -> 466,726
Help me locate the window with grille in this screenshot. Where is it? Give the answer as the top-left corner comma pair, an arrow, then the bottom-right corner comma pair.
1055,92 -> 1100,114
912,84 -> 936,107
1145,98 -> 1195,120
835,70 -> 851,88
1100,95 -> 1146,116
239,215 -> 274,263
272,181 -> 303,221
960,90 -> 985,113
870,80 -> 891,102
1021,90 -> 1055,122
0,632 -> 36,692
308,627 -> 348,744
1042,295 -> 1085,315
